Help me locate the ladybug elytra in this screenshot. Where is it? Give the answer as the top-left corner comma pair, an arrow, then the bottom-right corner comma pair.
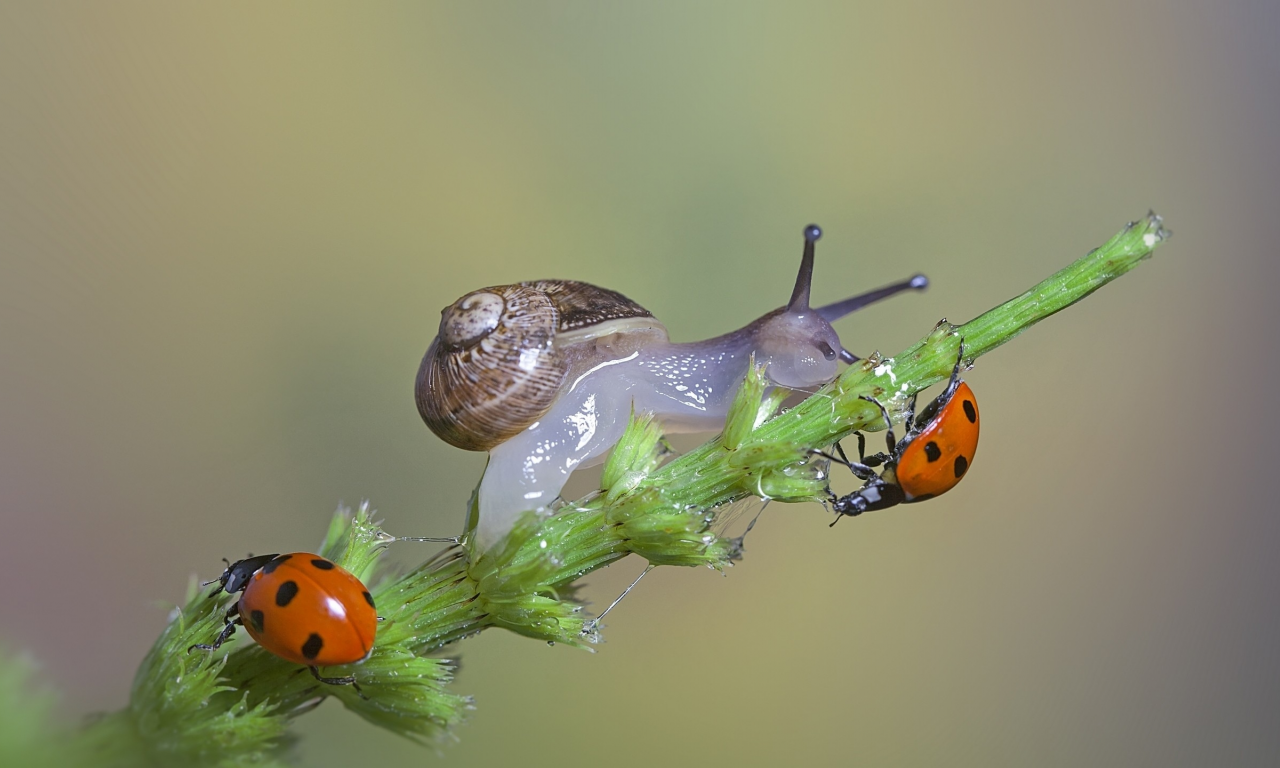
190,553 -> 378,689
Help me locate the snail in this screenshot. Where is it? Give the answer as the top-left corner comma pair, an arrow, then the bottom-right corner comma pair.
416,225 -> 928,551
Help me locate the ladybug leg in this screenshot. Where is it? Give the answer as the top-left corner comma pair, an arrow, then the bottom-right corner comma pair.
890,392 -> 919,455
845,433 -> 866,463
308,666 -> 365,698
858,395 -> 897,462
937,339 -> 967,402
812,444 -> 876,481
188,605 -> 242,653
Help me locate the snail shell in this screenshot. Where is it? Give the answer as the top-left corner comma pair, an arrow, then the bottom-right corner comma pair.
416,280 -> 667,451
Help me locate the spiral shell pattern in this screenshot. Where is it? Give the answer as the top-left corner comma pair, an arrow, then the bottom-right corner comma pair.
416,281 -> 654,451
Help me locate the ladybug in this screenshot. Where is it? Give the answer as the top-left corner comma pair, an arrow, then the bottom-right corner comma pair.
190,553 -> 378,688
821,342 -> 979,519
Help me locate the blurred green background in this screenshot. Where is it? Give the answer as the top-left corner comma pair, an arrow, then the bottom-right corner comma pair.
3,2 -> 1278,765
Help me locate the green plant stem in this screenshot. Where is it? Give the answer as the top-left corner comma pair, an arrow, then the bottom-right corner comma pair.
72,212 -> 1167,764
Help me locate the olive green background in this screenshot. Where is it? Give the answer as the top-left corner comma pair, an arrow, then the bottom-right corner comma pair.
3,2 -> 1278,766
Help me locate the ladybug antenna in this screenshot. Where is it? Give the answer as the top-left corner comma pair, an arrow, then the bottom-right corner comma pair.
787,224 -> 822,312
201,557 -> 233,590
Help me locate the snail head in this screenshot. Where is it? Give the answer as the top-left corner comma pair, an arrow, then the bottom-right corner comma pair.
754,224 -> 928,389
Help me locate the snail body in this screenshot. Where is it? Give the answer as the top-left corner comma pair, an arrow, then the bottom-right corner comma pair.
417,226 -> 928,551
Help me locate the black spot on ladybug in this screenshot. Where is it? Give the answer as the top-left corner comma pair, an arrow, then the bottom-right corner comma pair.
310,558 -> 335,570
262,554 -> 292,574
923,441 -> 942,462
275,580 -> 299,607
962,399 -> 977,423
301,633 -> 324,660
248,610 -> 265,632
954,455 -> 969,478
362,591 -> 375,608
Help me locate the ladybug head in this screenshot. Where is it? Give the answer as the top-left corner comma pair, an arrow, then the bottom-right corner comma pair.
208,553 -> 281,596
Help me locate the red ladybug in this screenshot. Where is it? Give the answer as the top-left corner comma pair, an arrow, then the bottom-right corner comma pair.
190,553 -> 377,688
822,342 -> 979,519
